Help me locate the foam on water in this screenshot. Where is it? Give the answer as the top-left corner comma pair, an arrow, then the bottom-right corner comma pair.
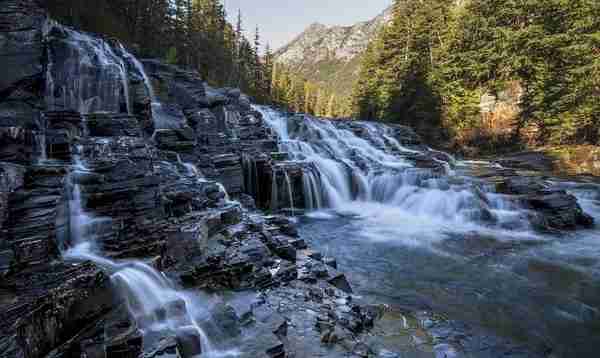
255,106 -> 534,245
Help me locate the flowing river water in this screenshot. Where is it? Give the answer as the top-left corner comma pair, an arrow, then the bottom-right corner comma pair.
257,106 -> 600,357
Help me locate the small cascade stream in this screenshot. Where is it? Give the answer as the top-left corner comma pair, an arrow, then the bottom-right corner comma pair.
63,156 -> 237,358
283,170 -> 295,216
45,22 -> 133,114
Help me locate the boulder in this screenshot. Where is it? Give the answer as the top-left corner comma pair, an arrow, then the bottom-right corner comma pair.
527,190 -> 594,231
328,273 -> 353,294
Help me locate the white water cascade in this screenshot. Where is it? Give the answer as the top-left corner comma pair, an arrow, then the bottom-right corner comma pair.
122,47 -> 183,130
255,106 -> 530,238
283,170 -> 295,216
45,22 -> 132,114
63,162 -> 236,357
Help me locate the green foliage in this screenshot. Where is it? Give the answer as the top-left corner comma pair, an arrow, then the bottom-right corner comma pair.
165,47 -> 178,65
45,0 -> 273,102
351,0 -> 600,146
270,63 -> 351,118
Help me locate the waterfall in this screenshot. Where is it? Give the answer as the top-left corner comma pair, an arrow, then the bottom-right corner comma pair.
121,45 -> 156,102
63,157 -> 236,357
242,155 -> 260,199
177,154 -> 201,177
255,105 -> 523,229
302,166 -> 323,210
120,46 -> 179,130
35,132 -> 47,162
270,170 -> 279,212
118,57 -> 132,115
216,183 -> 231,203
224,108 -> 240,140
283,170 -> 295,216
45,22 -> 132,114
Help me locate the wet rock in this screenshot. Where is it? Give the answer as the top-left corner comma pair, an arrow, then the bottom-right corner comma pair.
210,303 -> 241,338
105,334 -> 143,358
11,262 -> 115,358
266,342 -> 286,358
202,85 -> 229,107
324,257 -> 338,269
496,177 -> 594,231
328,273 -> 353,294
175,327 -> 203,358
0,127 -> 36,163
0,0 -> 46,94
496,177 -> 545,195
85,112 -> 142,137
153,128 -> 196,151
527,190 -> 594,230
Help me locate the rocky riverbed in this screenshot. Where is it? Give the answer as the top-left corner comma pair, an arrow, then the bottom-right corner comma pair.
1,1 -> 599,358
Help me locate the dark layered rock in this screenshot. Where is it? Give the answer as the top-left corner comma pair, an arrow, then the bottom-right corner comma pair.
496,177 -> 594,231
0,262 -> 114,358
139,59 -> 206,110
527,190 -> 594,231
5,165 -> 67,271
0,0 -> 46,95
84,112 -> 142,137
0,162 -> 25,275
0,127 -> 36,163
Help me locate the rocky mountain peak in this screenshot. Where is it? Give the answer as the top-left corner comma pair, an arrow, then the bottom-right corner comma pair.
275,6 -> 392,65
273,6 -> 393,98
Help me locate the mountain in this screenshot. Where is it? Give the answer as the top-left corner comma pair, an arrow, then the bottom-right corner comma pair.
274,6 -> 392,98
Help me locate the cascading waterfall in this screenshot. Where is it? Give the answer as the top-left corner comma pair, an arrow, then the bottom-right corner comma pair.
270,170 -> 279,212
121,46 -> 180,130
255,105 -> 525,232
122,44 -> 156,102
302,165 -> 323,211
35,131 -> 47,162
45,21 -> 132,114
177,154 -> 201,177
283,170 -> 295,216
118,57 -> 133,115
242,154 -> 261,201
34,113 -> 49,162
224,108 -> 240,140
216,183 -> 231,203
63,155 -> 236,357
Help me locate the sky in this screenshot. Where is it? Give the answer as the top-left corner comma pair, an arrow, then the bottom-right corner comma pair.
224,0 -> 392,52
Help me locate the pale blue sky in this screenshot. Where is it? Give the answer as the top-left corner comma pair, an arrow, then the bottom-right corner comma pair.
224,0 -> 392,51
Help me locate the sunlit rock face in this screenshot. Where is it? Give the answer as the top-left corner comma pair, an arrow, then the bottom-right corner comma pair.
276,7 -> 392,64
274,6 -> 393,97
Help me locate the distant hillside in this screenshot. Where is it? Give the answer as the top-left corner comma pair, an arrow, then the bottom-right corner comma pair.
274,6 -> 392,98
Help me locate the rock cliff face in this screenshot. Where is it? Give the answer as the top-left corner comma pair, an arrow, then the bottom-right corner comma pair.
274,6 -> 392,97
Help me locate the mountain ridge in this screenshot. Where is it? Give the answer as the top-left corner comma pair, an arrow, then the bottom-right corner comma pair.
274,6 -> 393,98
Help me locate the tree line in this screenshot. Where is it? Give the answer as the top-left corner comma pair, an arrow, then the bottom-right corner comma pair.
269,63 -> 349,118
351,0 -> 600,150
45,0 -> 273,102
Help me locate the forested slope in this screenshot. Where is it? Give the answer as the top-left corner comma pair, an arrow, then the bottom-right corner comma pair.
45,0 -> 273,101
351,0 -> 600,152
